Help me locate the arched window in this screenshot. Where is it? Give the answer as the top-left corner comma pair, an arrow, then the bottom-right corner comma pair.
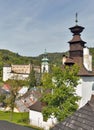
43,66 -> 46,73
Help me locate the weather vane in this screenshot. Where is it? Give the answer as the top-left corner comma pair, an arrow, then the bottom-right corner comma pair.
75,12 -> 78,25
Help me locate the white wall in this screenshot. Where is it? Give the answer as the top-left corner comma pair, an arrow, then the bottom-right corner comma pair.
29,110 -> 57,130
83,47 -> 92,71
41,63 -> 49,73
29,110 -> 43,128
76,76 -> 94,108
3,66 -> 29,81
3,67 -> 12,81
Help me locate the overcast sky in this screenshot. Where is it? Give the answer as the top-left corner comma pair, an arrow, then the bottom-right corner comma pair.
0,0 -> 94,56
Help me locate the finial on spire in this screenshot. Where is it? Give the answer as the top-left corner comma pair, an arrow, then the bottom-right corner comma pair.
75,12 -> 78,25
44,48 -> 47,55
43,48 -> 47,58
45,48 -> 46,53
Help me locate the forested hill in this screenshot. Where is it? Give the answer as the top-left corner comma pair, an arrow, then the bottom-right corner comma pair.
0,47 -> 94,74
36,48 -> 94,67
0,49 -> 67,67
0,48 -> 94,66
0,49 -> 66,80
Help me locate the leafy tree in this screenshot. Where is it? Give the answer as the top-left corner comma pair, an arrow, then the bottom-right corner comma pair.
40,64 -> 80,121
28,68 -> 36,89
5,75 -> 27,120
0,94 -> 6,107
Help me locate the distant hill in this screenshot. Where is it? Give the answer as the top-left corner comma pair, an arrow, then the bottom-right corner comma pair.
0,49 -> 67,66
0,48 -> 94,81
0,49 -> 65,81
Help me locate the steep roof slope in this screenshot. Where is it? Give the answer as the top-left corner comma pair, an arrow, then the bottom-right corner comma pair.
52,95 -> 94,130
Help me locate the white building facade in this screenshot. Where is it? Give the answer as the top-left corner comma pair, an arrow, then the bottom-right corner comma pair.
3,64 -> 40,81
29,101 -> 57,130
76,76 -> 94,108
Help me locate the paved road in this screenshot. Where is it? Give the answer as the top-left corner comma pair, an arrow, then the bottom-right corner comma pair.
0,120 -> 34,130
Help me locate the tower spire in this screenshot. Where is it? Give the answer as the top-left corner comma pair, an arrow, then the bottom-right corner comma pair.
44,48 -> 47,56
41,49 -> 49,73
75,12 -> 78,25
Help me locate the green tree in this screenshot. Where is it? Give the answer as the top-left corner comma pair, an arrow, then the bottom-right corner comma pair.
28,68 -> 36,89
5,75 -> 27,120
0,94 -> 6,107
41,65 -> 80,121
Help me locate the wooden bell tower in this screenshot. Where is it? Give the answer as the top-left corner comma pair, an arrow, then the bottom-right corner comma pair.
68,13 -> 86,64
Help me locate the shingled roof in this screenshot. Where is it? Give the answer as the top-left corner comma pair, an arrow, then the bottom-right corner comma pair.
29,100 -> 46,112
51,95 -> 94,130
0,120 -> 34,130
29,100 -> 42,112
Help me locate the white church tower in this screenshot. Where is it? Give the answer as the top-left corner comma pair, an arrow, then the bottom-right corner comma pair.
41,49 -> 49,73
